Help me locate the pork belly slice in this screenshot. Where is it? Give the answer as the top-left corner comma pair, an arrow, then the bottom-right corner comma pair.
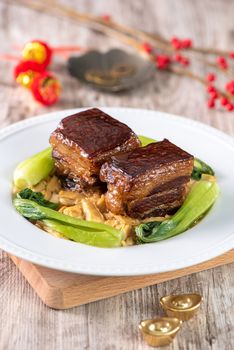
100,139 -> 194,218
50,108 -> 140,186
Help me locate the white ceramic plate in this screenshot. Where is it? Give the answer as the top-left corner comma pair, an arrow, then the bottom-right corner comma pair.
0,108 -> 233,276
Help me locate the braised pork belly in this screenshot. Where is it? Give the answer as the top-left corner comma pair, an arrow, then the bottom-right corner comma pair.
100,139 -> 194,218
50,108 -> 140,189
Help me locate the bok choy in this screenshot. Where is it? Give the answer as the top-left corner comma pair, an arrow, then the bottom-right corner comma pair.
13,198 -> 123,248
13,147 -> 54,189
136,180 -> 219,243
138,135 -> 157,146
192,158 -> 215,180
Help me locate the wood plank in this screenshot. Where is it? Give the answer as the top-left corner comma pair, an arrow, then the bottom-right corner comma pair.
1,0 -> 234,349
9,250 -> 234,309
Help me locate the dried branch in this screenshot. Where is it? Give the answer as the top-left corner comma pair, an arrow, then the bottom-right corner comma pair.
8,0 -> 234,108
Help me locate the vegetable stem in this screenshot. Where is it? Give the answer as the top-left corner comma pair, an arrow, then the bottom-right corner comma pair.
43,219 -> 122,248
13,148 -> 54,189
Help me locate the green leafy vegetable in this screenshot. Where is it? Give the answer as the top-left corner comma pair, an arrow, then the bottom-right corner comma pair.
191,158 -> 215,180
42,219 -> 122,248
138,135 -> 157,146
136,180 -> 219,243
13,198 -> 123,248
17,188 -> 58,210
13,147 -> 54,189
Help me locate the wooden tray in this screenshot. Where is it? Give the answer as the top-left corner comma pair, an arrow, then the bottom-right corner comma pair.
9,251 -> 234,309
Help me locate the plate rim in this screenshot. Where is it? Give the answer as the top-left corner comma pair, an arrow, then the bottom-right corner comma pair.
0,107 -> 234,276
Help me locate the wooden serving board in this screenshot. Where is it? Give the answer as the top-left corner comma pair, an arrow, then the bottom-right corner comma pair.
9,251 -> 234,310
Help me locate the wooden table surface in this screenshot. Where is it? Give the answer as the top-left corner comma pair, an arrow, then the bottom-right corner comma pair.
0,1 -> 234,349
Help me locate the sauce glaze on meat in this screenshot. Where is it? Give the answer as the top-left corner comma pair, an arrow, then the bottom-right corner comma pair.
50,108 -> 140,187
100,139 -> 194,218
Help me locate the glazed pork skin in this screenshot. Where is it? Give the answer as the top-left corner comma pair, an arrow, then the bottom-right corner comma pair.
100,139 -> 194,218
50,108 -> 140,186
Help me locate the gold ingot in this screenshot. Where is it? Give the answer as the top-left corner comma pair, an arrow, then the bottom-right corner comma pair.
22,42 -> 47,64
139,317 -> 182,347
160,293 -> 203,321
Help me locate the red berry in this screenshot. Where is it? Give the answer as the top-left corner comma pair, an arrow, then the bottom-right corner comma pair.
217,56 -> 226,64
207,85 -> 216,93
142,42 -> 153,53
171,37 -> 181,50
175,54 -> 190,66
210,91 -> 218,99
180,56 -> 190,66
225,103 -> 234,111
220,97 -> 229,106
222,63 -> 228,69
217,56 -> 228,69
174,53 -> 182,62
181,38 -> 192,48
225,80 -> 234,95
155,55 -> 171,69
206,73 -> 216,82
102,14 -> 111,21
207,99 -> 215,109
229,52 -> 234,59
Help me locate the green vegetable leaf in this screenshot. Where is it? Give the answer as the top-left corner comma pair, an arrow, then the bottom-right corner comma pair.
136,180 -> 219,243
138,135 -> 157,146
13,198 -> 124,248
17,188 -> 58,210
192,158 -> 215,180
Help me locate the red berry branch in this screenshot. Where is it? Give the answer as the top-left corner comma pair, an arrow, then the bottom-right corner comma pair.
13,0 -> 234,112
139,40 -> 234,111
